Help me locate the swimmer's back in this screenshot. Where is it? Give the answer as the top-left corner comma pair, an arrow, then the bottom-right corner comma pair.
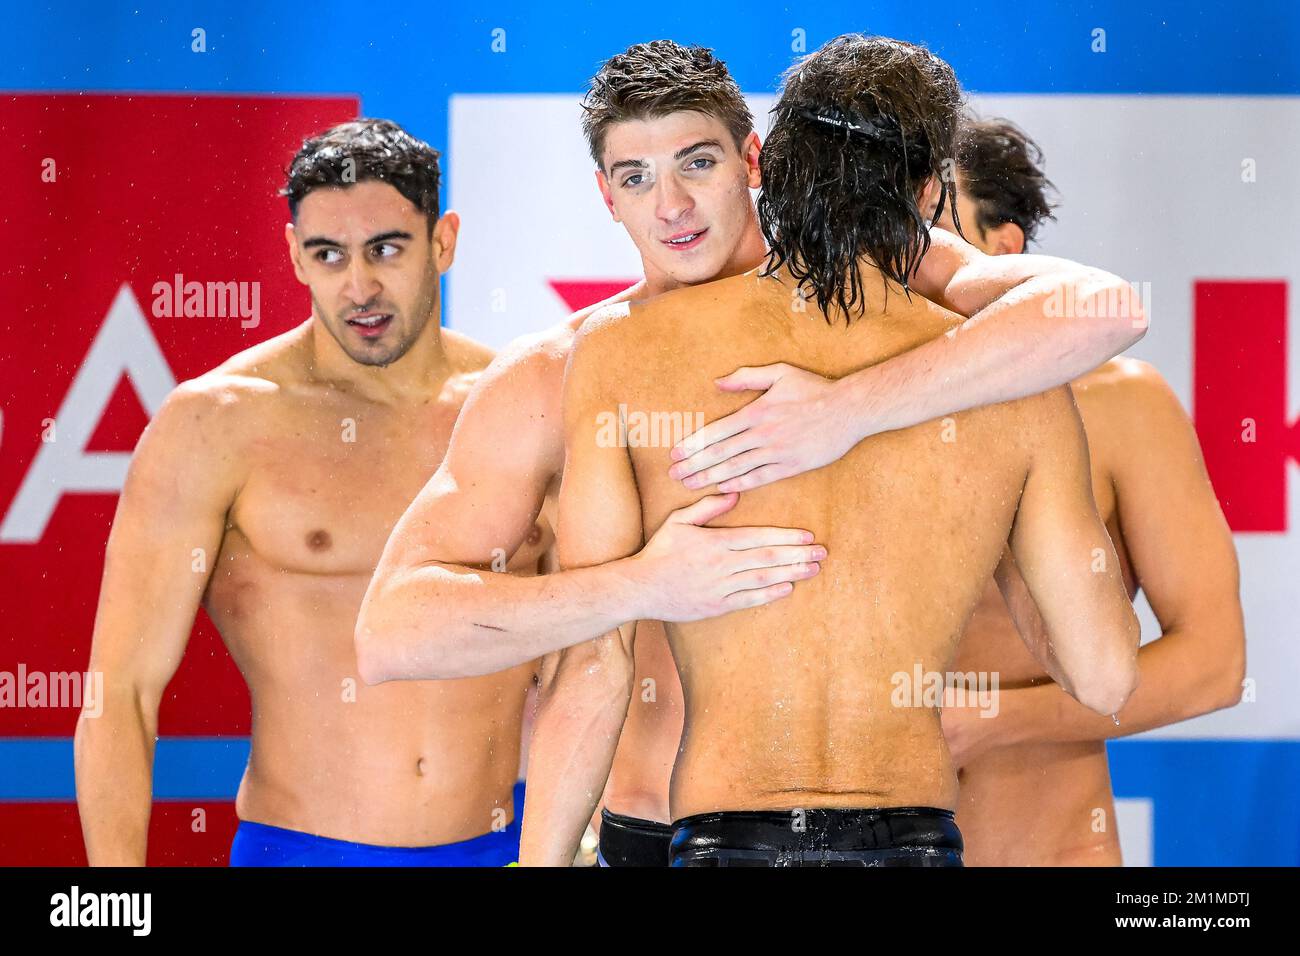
611,270 -> 1067,818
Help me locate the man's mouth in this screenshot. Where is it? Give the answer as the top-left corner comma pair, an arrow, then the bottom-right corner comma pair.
662,228 -> 708,251
345,312 -> 394,339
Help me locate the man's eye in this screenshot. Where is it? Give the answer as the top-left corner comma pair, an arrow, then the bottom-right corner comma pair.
372,243 -> 401,258
687,157 -> 716,171
316,249 -> 343,264
622,173 -> 645,188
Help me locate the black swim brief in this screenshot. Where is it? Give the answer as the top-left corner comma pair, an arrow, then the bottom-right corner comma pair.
597,808 -> 673,867
669,806 -> 963,867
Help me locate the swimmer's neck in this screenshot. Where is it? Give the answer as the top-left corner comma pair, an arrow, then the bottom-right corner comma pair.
306,309 -> 455,404
639,223 -> 768,300
640,251 -> 766,299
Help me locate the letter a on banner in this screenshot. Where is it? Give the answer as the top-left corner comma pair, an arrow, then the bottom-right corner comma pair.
1,285 -> 176,542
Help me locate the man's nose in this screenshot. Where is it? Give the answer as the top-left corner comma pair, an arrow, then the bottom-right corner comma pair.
342,255 -> 380,305
655,174 -> 694,225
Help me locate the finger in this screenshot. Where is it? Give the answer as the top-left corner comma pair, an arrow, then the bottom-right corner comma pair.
726,544 -> 828,574
683,449 -> 775,490
714,364 -> 786,393
725,562 -> 821,592
675,438 -> 767,485
716,463 -> 789,494
718,581 -> 795,613
669,410 -> 755,463
720,526 -> 816,549
670,430 -> 763,481
667,492 -> 740,527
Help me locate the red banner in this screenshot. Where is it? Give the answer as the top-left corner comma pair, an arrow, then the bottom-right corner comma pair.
0,94 -> 358,864
1194,280 -> 1298,532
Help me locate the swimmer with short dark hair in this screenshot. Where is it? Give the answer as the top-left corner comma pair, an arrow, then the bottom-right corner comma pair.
927,116 -> 1245,866
76,119 -> 539,866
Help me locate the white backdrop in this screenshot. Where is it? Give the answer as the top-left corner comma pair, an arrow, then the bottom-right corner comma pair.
450,92 -> 1298,742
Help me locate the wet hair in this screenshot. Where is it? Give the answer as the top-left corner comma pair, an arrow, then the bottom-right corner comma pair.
282,118 -> 441,229
758,34 -> 964,321
581,40 -> 754,169
956,117 -> 1058,250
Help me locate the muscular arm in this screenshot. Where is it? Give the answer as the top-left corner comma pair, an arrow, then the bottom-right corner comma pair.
855,230 -> 1147,430
671,229 -> 1148,491
355,341 -> 629,682
74,380 -> 243,865
357,332 -> 823,682
1004,387 -> 1141,716
519,321 -> 641,866
987,366 -> 1245,744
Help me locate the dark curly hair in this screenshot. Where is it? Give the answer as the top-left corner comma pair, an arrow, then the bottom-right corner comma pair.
758,34 -> 964,321
282,118 -> 441,230
956,117 -> 1058,249
581,40 -> 754,169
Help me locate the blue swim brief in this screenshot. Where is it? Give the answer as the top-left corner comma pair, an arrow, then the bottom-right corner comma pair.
230,781 -> 525,867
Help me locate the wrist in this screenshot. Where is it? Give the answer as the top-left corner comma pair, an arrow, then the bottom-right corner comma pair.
592,555 -> 652,624
834,366 -> 888,442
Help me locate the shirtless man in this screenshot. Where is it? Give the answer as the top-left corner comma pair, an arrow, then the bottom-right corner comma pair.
74,119 -> 554,866
926,117 -> 1245,866
518,34 -> 1141,867
359,40 -> 1149,867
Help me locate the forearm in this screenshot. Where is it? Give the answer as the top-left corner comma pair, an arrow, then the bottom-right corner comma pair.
74,691 -> 156,866
994,626 -> 1243,746
357,558 -> 647,682
837,270 -> 1145,440
519,640 -> 634,866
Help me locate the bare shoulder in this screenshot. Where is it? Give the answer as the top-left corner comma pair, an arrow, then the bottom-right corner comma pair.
441,319 -> 597,478
1074,357 -> 1182,410
604,273 -> 744,350
146,374 -> 273,466
577,298 -> 635,335
571,299 -> 636,356
130,357 -> 285,495
441,326 -> 497,374
568,279 -> 646,330
150,325 -> 314,446
420,327 -> 491,410
459,321 -> 583,416
1072,357 -> 1194,460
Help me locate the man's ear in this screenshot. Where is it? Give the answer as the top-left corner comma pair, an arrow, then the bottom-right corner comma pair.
985,221 -> 1026,256
918,176 -> 943,222
432,211 -> 461,272
595,169 -> 619,221
285,222 -> 308,284
741,131 -> 763,189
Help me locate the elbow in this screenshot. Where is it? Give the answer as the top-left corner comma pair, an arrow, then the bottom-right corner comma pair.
1073,663 -> 1139,718
1071,616 -> 1142,717
353,620 -> 393,686
1211,635 -> 1248,713
1086,273 -> 1147,351
356,574 -> 390,686
354,569 -> 471,683
353,577 -> 411,685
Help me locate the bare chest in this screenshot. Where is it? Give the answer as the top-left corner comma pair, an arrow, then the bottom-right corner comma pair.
227,401 -> 456,576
